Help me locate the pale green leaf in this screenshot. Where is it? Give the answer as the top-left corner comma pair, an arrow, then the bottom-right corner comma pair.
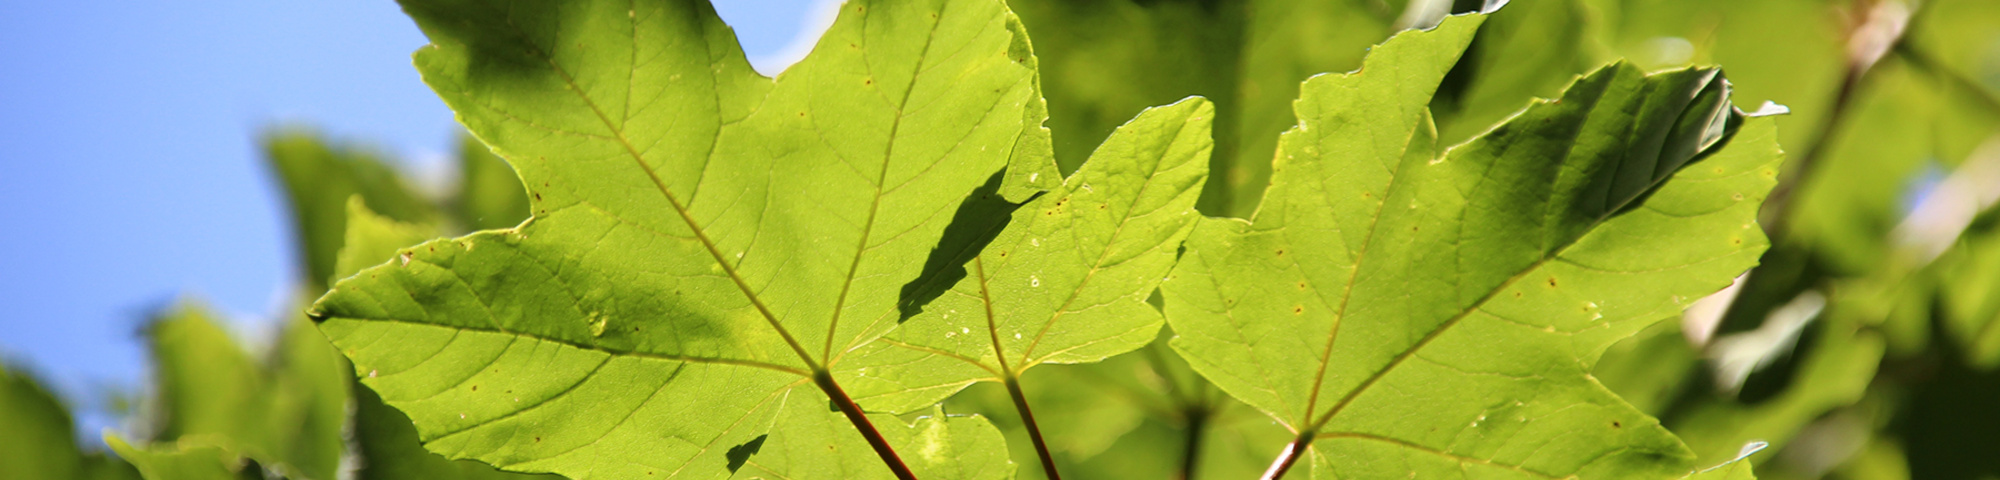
310,0 -> 1044,477
1161,12 -> 1783,478
839,97 -> 1211,411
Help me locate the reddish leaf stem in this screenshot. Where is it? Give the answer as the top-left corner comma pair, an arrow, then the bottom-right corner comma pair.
1003,377 -> 1064,480
1260,431 -> 1313,480
814,370 -> 919,480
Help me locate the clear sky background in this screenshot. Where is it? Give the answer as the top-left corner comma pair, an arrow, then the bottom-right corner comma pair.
0,0 -> 833,429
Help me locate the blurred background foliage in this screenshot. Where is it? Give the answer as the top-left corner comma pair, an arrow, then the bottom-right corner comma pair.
2,0 -> 1996,478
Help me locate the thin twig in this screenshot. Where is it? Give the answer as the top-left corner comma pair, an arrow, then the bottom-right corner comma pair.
1177,405 -> 1211,480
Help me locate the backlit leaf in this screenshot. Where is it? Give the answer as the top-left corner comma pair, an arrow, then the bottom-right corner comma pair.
1160,13 -> 1782,478
310,0 -> 1045,477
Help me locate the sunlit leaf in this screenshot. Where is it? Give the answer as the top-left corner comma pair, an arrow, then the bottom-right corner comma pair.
1161,13 -> 1781,478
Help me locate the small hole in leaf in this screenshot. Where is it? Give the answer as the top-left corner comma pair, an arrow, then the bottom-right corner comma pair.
1546,277 -> 1558,288
1612,421 -> 1622,428
1292,305 -> 1304,315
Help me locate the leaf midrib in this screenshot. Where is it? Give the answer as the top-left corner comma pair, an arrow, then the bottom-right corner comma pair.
1016,110 -> 1194,369
824,6 -> 948,362
505,12 -> 818,370
1298,102 -> 1429,425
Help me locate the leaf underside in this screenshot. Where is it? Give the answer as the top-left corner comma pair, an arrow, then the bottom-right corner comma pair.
1160,14 -> 1782,480
312,0 -> 1059,478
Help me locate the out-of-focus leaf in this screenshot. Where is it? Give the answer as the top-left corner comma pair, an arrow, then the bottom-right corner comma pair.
1890,352 -> 2000,479
1788,64 -> 1949,274
266,130 -> 438,290
1832,436 -> 1911,480
1581,0 -> 1846,154
141,303 -> 348,480
451,134 -> 532,232
1595,320 -> 1702,416
1007,0 -> 1406,217
0,364 -> 140,480
1935,213 -> 2000,369
942,339 -> 1289,480
104,434 -> 253,480
1667,316 -> 1884,466
1430,0 -> 1595,146
1162,10 -> 1779,477
334,197 -> 440,283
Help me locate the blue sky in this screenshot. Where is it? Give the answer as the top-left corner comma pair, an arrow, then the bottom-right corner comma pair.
0,0 -> 828,427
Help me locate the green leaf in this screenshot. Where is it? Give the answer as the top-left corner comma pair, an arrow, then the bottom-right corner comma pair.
839,97 -> 1212,411
105,435 -> 252,480
451,134 -> 534,232
266,130 -> 439,290
1006,0 -> 1405,217
1429,0 -> 1596,147
732,405 -> 1013,480
141,303 -> 349,480
1592,320 -> 1701,416
310,0 -> 1045,477
1935,213 -> 2000,368
336,201 -> 561,480
1160,12 -> 1783,478
353,381 -> 566,480
335,197 -> 442,283
1666,316 -> 1884,466
0,364 -> 140,480
942,340 -> 1292,480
